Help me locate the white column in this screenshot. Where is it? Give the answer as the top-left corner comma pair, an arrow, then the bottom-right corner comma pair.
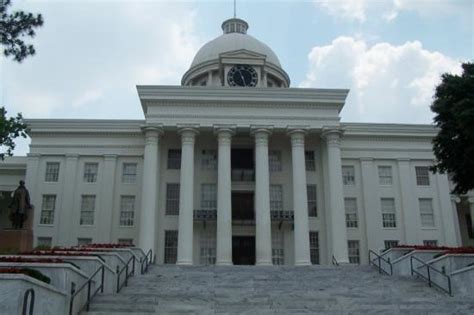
252,128 -> 272,266
322,128 -> 349,263
435,173 -> 458,246
177,127 -> 199,265
215,127 -> 234,265
360,158 -> 382,251
288,129 -> 311,266
59,154 -> 79,246
451,196 -> 462,246
99,154 -> 117,243
25,154 -> 40,241
397,158 -> 419,244
139,126 -> 162,253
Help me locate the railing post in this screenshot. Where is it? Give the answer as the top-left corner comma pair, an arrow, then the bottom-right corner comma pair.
410,256 -> 414,276
69,282 -> 76,315
132,256 -> 136,275
116,265 -> 120,293
125,264 -> 129,287
86,281 -> 91,311
101,265 -> 105,293
22,289 -> 35,315
427,265 -> 431,287
448,276 -> 452,296
378,255 -> 381,274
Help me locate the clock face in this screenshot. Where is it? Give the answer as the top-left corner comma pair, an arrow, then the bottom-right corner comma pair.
227,65 -> 258,87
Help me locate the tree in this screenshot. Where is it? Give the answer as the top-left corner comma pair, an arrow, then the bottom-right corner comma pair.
1,0 -> 43,160
431,62 -> 474,195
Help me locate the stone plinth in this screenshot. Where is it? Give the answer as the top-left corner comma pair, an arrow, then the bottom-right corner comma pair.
0,229 -> 33,252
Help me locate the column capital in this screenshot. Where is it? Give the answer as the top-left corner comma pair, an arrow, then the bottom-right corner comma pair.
287,129 -> 307,147
214,125 -> 236,141
142,125 -> 163,145
178,127 -> 199,145
321,127 -> 344,146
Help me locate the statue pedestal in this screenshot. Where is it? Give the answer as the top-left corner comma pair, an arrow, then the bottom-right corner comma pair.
0,229 -> 33,252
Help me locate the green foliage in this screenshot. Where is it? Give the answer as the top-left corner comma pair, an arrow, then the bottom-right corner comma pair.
22,268 -> 51,284
1,0 -> 44,62
0,106 -> 28,160
431,62 -> 474,195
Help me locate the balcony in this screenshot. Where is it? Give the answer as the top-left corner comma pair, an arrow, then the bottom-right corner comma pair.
231,169 -> 255,182
193,209 -> 217,221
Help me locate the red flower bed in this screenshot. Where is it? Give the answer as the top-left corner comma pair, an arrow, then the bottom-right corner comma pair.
393,245 -> 474,257
0,257 -> 66,264
78,243 -> 135,249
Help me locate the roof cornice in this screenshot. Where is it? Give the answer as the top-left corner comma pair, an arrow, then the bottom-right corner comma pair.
342,122 -> 437,137
24,119 -> 145,135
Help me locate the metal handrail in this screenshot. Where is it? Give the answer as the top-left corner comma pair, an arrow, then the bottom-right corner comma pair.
22,288 -> 35,315
69,264 -> 105,315
368,250 -> 393,275
116,255 -> 136,293
410,255 -> 452,295
332,255 -> 339,266
140,249 -> 153,274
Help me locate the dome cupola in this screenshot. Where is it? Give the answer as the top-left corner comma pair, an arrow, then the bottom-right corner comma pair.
181,18 -> 290,88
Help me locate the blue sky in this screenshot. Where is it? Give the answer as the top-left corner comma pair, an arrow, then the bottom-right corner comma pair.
1,0 -> 473,155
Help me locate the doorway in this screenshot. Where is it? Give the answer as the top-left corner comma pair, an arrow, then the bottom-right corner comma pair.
232,236 -> 256,265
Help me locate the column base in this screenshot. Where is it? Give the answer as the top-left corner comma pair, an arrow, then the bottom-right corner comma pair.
216,260 -> 233,266
256,260 -> 273,266
176,260 -> 193,266
294,260 -> 311,266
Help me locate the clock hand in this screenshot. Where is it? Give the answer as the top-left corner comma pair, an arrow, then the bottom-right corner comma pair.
238,70 -> 246,86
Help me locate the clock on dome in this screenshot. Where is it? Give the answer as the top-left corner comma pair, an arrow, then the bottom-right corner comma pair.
227,65 -> 258,87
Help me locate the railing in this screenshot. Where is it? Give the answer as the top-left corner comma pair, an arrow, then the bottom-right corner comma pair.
332,255 -> 339,266
410,255 -> 452,295
140,249 -> 153,274
194,209 -> 217,221
270,210 -> 294,222
116,255 -> 136,293
69,264 -> 105,315
22,288 -> 35,315
231,169 -> 255,182
368,250 -> 393,275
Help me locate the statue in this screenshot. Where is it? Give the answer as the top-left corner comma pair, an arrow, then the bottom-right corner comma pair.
8,180 -> 32,229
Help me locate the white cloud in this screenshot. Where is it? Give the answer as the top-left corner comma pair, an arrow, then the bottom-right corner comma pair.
314,0 -> 471,23
300,36 -> 462,123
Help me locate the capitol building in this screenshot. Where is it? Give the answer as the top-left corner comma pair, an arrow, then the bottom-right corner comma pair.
1,17 -> 473,266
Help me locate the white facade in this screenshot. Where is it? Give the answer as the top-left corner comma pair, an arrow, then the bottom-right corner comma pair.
1,17 -> 472,265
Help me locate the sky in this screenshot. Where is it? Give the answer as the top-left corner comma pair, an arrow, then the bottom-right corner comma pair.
1,0 -> 473,156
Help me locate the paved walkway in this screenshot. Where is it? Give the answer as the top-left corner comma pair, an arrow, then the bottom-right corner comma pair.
84,265 -> 474,314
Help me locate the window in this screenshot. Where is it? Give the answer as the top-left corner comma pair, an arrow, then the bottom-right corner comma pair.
45,162 -> 60,182
272,231 -> 284,265
309,232 -> 319,265
40,195 -> 56,225
269,150 -> 282,172
122,163 -> 137,183
83,163 -> 98,183
415,166 -> 430,186
119,196 -> 135,226
305,151 -> 316,171
378,166 -> 393,185
80,195 -> 96,225
345,198 -> 358,228
166,184 -> 180,215
270,185 -> 283,211
419,198 -> 435,227
164,230 -> 178,264
466,214 -> 474,239
77,238 -> 92,246
118,238 -> 134,245
200,229 -> 216,265
384,240 -> 399,250
347,240 -> 360,264
167,149 -> 181,169
37,237 -> 52,248
201,184 -> 217,210
201,150 -> 217,170
307,185 -> 317,217
423,240 -> 438,247
381,198 -> 396,228
342,166 -> 355,185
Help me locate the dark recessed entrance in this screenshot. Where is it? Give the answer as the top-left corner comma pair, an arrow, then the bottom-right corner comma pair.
232,236 -> 256,265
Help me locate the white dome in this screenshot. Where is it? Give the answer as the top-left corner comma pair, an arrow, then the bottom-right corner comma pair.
190,32 -> 282,69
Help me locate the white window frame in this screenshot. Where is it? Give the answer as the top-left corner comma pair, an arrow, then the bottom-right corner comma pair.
415,166 -> 430,186
40,195 -> 56,225
419,198 -> 435,227
118,238 -> 134,245
269,150 -> 282,172
344,198 -> 358,228
119,195 -> 135,226
378,166 -> 393,185
80,195 -> 96,226
201,150 -> 217,170
201,184 -> 217,211
200,229 -> 216,265
45,162 -> 60,182
309,231 -> 319,265
305,151 -> 316,171
342,166 -> 355,185
423,240 -> 438,247
164,230 -> 178,264
122,163 -> 137,183
272,231 -> 284,265
167,149 -> 181,170
166,183 -> 180,215
381,198 -> 396,228
384,240 -> 399,250
307,185 -> 317,217
270,185 -> 283,211
347,240 -> 360,264
37,237 -> 52,248
77,238 -> 92,246
83,162 -> 98,183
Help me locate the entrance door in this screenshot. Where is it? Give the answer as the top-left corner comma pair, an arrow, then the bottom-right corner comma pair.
232,236 -> 256,265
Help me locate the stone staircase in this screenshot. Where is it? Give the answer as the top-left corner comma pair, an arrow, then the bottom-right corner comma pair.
83,265 -> 474,314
